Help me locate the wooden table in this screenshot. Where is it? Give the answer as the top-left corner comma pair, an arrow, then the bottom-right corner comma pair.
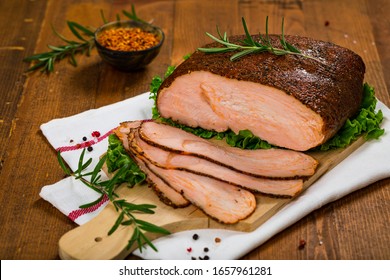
0,0 -> 389,260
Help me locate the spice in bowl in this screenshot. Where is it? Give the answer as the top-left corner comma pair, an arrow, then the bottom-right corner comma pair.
94,20 -> 164,71
97,27 -> 160,52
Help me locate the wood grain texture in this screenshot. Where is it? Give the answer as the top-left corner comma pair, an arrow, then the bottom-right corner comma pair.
0,0 -> 388,260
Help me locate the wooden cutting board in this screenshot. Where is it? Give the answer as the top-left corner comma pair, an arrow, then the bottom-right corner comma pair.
58,136 -> 366,260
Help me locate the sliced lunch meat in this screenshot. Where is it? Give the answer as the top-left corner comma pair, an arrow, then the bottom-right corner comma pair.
113,120 -> 142,150
114,121 -> 190,208
157,34 -> 365,151
132,154 -> 190,208
142,159 -> 256,224
130,128 -> 303,197
138,121 -> 318,178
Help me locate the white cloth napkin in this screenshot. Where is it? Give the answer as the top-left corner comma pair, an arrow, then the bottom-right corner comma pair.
40,92 -> 390,259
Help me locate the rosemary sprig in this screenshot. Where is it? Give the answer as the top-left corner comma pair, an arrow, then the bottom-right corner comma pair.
198,17 -> 322,63
24,21 -> 96,73
122,4 -> 149,24
57,149 -> 170,252
24,5 -> 146,73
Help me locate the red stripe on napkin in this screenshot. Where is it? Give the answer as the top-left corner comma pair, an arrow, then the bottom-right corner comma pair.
56,129 -> 115,153
68,195 -> 109,221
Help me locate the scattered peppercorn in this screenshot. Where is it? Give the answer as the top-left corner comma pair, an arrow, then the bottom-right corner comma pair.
69,139 -> 74,143
298,239 -> 306,250
87,146 -> 93,152
214,237 -> 221,243
98,27 -> 159,52
192,234 -> 199,240
191,257 -> 196,260
203,255 -> 210,260
82,136 -> 87,141
204,247 -> 209,252
325,21 -> 330,26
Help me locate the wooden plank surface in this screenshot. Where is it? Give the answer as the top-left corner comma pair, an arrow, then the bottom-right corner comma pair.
0,0 -> 389,260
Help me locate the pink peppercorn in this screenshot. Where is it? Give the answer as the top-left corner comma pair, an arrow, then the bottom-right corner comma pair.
92,131 -> 101,138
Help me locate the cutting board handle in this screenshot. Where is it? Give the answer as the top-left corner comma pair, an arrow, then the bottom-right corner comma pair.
58,185 -> 209,259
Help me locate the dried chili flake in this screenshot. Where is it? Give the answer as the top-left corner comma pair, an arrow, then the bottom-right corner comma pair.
98,27 -> 159,52
186,247 -> 192,253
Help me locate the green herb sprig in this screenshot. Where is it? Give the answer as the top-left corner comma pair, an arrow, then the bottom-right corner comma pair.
23,22 -> 95,73
198,17 -> 322,63
57,148 -> 170,252
24,5 -> 145,73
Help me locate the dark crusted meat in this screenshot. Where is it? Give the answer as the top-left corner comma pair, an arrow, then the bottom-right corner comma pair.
157,34 -> 365,151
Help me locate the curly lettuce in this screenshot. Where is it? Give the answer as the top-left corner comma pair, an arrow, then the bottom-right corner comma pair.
318,83 -> 384,150
150,66 -> 384,151
105,134 -> 146,186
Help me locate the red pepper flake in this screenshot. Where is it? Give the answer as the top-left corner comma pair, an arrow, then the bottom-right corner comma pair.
298,239 -> 306,250
214,237 -> 221,243
186,247 -> 192,253
69,139 -> 74,143
98,27 -> 160,52
91,131 -> 101,138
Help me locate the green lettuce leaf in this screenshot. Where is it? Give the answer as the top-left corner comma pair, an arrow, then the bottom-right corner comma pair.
105,134 -> 146,186
318,83 -> 384,150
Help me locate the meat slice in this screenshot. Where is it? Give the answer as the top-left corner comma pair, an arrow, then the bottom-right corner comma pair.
133,155 -> 190,208
157,34 -> 365,151
139,121 -> 318,178
130,128 -> 303,197
142,159 -> 256,224
114,121 -> 190,208
113,120 -> 142,150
